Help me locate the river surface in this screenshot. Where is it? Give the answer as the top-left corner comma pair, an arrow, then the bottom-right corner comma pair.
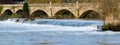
0,19 -> 120,45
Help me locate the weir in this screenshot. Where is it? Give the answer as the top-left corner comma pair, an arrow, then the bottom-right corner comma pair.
2,18 -> 103,31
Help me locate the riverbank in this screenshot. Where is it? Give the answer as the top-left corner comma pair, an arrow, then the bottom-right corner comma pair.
103,15 -> 120,31
103,24 -> 120,31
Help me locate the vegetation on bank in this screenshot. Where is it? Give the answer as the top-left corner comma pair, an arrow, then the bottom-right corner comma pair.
9,14 -> 21,18
22,1 -> 29,18
0,5 -> 4,20
103,24 -> 120,31
0,5 -> 3,14
0,14 -> 21,20
23,2 -> 29,13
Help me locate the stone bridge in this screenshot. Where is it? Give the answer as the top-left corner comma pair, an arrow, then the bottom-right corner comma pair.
0,2 -> 105,19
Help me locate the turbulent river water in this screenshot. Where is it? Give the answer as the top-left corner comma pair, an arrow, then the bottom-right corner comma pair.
0,18 -> 120,45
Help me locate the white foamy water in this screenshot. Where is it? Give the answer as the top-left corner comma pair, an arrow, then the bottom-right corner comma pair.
0,19 -> 103,32
0,19 -> 120,45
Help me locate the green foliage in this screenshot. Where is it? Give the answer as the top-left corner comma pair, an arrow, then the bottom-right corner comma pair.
103,24 -> 114,30
23,2 -> 29,13
0,14 -> 21,20
0,5 -> 3,14
103,24 -> 120,31
9,13 -> 21,18
22,2 -> 30,18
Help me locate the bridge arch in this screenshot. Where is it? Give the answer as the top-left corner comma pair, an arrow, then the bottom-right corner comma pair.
53,9 -> 75,19
79,10 -> 102,20
31,10 -> 48,18
2,9 -> 13,16
15,9 -> 23,15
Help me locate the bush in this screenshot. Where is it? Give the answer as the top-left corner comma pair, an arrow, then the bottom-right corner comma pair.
22,2 -> 29,18
0,5 -> 3,14
23,2 -> 29,13
9,13 -> 21,18
103,24 -> 114,30
103,24 -> 120,31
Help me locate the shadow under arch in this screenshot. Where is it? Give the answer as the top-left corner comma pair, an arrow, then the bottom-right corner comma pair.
53,9 -> 75,19
15,10 -> 23,15
31,10 -> 48,19
2,9 -> 13,16
80,10 -> 101,20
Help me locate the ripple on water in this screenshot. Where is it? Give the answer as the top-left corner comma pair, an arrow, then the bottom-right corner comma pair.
0,19 -> 119,45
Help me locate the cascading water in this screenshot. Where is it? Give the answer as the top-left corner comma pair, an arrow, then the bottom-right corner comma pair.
0,18 -> 103,31
0,18 -> 120,45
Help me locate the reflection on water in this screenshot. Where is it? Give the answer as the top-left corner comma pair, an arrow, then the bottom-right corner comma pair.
0,19 -> 119,45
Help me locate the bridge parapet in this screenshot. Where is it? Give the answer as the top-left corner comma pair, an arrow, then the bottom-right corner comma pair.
29,4 -> 50,7
79,3 -> 101,6
2,4 -> 23,6
29,3 -> 76,7
52,3 -> 76,7
1,3 -> 102,8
